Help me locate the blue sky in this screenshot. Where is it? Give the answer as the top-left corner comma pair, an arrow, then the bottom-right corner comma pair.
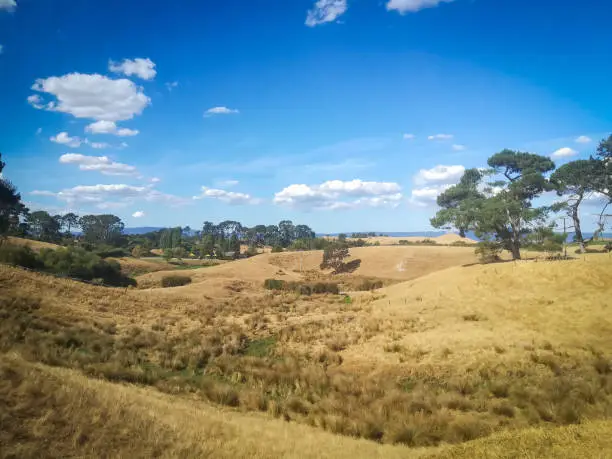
1,0 -> 611,233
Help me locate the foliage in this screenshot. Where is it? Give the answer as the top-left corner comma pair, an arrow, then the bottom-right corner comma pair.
0,243 -> 134,286
431,168 -> 485,237
271,246 -> 284,253
0,243 -> 42,269
263,279 -> 339,295
0,153 -> 28,236
551,159 -> 601,251
320,243 -> 350,273
80,214 -> 125,246
475,240 -> 503,264
161,275 -> 192,288
355,279 -> 384,291
26,211 -> 62,242
92,245 -> 129,259
131,245 -> 145,258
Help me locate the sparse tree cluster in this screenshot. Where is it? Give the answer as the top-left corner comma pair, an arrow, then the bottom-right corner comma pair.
431,137 -> 612,260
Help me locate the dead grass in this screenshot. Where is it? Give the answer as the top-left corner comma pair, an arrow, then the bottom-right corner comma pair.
1,252 -> 612,456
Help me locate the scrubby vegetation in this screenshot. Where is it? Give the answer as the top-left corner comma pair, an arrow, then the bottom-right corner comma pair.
264,278 -> 340,295
160,275 -> 192,288
0,243 -> 135,287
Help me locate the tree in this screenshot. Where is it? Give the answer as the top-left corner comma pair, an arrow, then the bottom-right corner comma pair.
278,220 -> 295,247
320,243 -> 350,273
478,150 -> 555,260
430,168 -> 485,237
26,211 -> 61,242
551,159 -> 600,253
0,153 -> 28,236
79,214 -> 125,245
337,233 -> 347,242
61,212 -> 80,234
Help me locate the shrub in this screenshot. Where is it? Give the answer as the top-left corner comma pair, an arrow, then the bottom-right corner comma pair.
161,275 -> 192,288
271,246 -> 284,253
263,279 -> 285,290
92,245 -> 128,258
475,241 -> 503,263
355,279 -> 383,291
0,244 -> 134,287
0,243 -> 42,269
450,241 -> 470,247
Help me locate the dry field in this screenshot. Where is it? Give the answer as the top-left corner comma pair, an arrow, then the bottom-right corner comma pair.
1,246 -> 612,457
326,233 -> 477,246
5,236 -> 61,251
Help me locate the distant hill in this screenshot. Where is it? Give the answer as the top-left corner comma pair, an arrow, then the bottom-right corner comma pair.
123,227 -> 165,235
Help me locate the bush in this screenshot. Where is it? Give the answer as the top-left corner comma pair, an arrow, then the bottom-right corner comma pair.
92,245 -> 128,258
271,246 -> 284,253
0,244 -> 134,287
161,275 -> 192,288
38,247 -> 135,287
0,243 -> 42,269
475,241 -> 503,263
263,279 -> 285,290
450,241 -> 470,247
263,279 -> 338,295
356,279 -> 383,291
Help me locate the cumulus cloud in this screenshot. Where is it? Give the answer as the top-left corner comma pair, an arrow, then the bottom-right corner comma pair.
193,187 -> 259,205
132,210 -> 145,218
575,135 -> 592,144
551,147 -> 578,158
85,120 -> 139,136
403,133 -> 415,140
414,165 -> 465,185
0,0 -> 16,11
109,58 -> 157,81
409,184 -> 451,207
452,144 -> 466,151
50,132 -> 83,148
427,133 -> 454,141
386,0 -> 454,14
30,183 -> 188,209
306,0 -> 347,26
410,164 -> 465,206
29,73 -> 150,121
274,179 -> 403,210
204,106 -> 239,116
59,153 -> 138,176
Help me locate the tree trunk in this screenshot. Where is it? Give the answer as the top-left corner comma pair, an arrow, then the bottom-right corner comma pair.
571,197 -> 585,253
510,239 -> 521,260
459,228 -> 466,238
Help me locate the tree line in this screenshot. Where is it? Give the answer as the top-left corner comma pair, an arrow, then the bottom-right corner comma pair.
431,135 -> 612,259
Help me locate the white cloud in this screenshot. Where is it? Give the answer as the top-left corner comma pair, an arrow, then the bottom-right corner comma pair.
193,187 -> 259,205
409,184 -> 451,207
306,0 -> 347,26
89,141 -> 110,149
428,133 -> 454,141
575,135 -> 592,144
403,133 -> 415,140
165,81 -> 178,91
551,147 -> 578,158
50,132 -> 83,148
59,153 -> 138,176
150,177 -> 161,183
31,183 -> 188,209
109,58 -> 157,80
27,94 -> 44,109
29,73 -> 150,121
85,120 -> 139,137
415,165 -> 465,185
274,179 -> 402,210
452,144 -> 466,151
0,0 -> 16,11
132,211 -> 145,218
204,106 -> 240,116
386,0 -> 454,14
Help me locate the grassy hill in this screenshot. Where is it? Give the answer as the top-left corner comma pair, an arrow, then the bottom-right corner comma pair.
1,250 -> 612,457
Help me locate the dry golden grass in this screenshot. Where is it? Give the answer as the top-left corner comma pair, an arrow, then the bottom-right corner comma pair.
2,252 -> 612,457
328,233 -> 477,246
5,236 -> 60,251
